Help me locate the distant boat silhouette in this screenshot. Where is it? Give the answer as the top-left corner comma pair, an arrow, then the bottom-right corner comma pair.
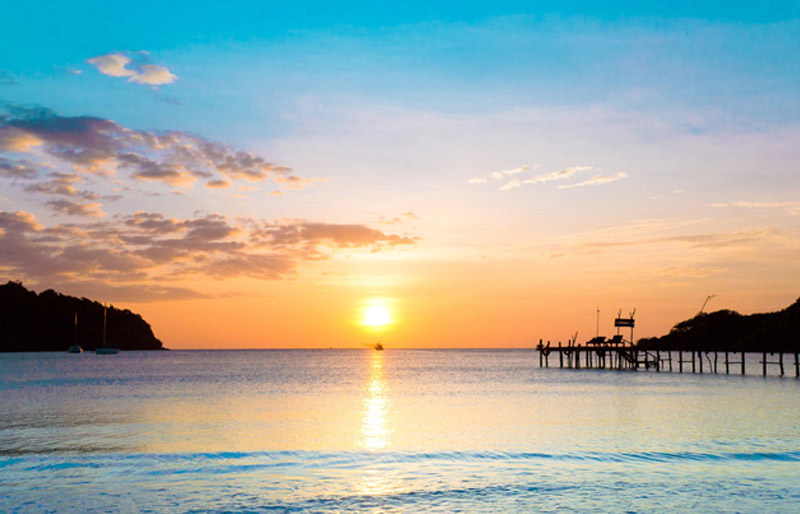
67,312 -> 82,353
95,305 -> 119,355
374,342 -> 384,351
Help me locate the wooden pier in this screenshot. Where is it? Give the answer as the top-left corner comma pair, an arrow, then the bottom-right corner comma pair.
535,339 -> 800,378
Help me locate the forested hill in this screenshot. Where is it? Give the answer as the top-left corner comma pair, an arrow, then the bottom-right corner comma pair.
637,298 -> 800,352
0,281 -> 164,351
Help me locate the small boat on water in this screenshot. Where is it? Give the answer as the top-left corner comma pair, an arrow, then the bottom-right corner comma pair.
374,342 -> 384,351
67,345 -> 82,354
96,305 -> 120,355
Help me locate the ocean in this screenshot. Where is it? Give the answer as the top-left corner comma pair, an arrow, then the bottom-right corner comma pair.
1,349 -> 799,512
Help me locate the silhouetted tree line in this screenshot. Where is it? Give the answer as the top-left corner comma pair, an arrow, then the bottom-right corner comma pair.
637,297 -> 800,352
0,281 -> 164,351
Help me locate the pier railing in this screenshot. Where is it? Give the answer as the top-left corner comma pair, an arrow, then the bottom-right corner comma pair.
535,341 -> 800,378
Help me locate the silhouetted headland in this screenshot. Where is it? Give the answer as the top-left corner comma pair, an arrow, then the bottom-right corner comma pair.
637,297 -> 800,353
0,281 -> 165,352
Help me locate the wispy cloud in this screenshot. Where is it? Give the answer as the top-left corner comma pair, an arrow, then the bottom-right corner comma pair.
498,166 -> 590,191
557,172 -> 628,190
468,164 -> 530,185
711,201 -> 800,215
468,165 -> 618,191
87,52 -> 177,86
379,211 -> 419,225
571,228 -> 791,252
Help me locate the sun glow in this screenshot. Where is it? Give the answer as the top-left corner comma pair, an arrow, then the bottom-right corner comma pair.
361,299 -> 393,328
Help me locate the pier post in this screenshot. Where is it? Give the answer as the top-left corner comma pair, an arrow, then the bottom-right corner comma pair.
679,351 -> 683,373
795,353 -> 799,378
742,352 -> 746,375
762,352 -> 767,377
559,342 -> 563,368
539,349 -> 543,367
713,352 -> 718,374
692,351 -> 696,373
779,353 -> 784,377
575,348 -> 580,369
668,351 -> 673,372
725,352 -> 729,374
699,352 -> 703,374
656,351 -> 661,372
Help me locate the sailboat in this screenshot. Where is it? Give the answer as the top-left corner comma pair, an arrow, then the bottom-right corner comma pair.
67,312 -> 82,353
95,305 -> 120,355
374,341 -> 384,351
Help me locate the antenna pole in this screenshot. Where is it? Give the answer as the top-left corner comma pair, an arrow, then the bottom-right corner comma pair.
596,306 -> 600,338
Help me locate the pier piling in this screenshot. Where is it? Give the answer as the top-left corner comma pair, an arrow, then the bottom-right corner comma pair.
534,344 -> 798,380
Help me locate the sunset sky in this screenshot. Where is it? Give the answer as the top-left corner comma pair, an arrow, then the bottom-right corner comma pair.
1,2 -> 799,348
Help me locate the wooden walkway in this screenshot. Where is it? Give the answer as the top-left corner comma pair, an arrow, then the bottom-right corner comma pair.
536,341 -> 800,378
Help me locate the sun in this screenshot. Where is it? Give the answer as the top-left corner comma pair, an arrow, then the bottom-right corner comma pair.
361,300 -> 393,328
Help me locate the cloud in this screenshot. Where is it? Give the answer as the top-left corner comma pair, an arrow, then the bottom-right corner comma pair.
0,211 -> 43,232
711,201 -> 800,216
659,265 -> 728,278
0,157 -> 39,179
0,126 -> 44,152
24,173 -> 99,199
491,165 -> 529,179
87,52 -> 177,85
0,105 -> 317,190
522,166 -> 591,186
468,164 -> 609,191
0,210 -> 417,295
379,211 -> 419,225
0,104 -> 412,301
572,228 -> 788,253
251,220 -> 418,253
206,179 -> 231,189
497,166 -> 592,191
118,153 -> 195,186
557,172 -> 628,189
46,199 -> 104,217
468,164 -> 530,184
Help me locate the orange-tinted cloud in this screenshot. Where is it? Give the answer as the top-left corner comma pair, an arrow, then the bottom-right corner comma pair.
0,210 -> 417,298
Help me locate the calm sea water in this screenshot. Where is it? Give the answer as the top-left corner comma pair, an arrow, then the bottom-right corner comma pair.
1,349 -> 799,513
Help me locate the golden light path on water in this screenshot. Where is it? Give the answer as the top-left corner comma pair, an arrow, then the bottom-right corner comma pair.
356,350 -> 399,496
361,350 -> 391,451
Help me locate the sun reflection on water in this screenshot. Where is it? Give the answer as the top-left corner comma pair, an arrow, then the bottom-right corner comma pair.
361,350 -> 391,451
